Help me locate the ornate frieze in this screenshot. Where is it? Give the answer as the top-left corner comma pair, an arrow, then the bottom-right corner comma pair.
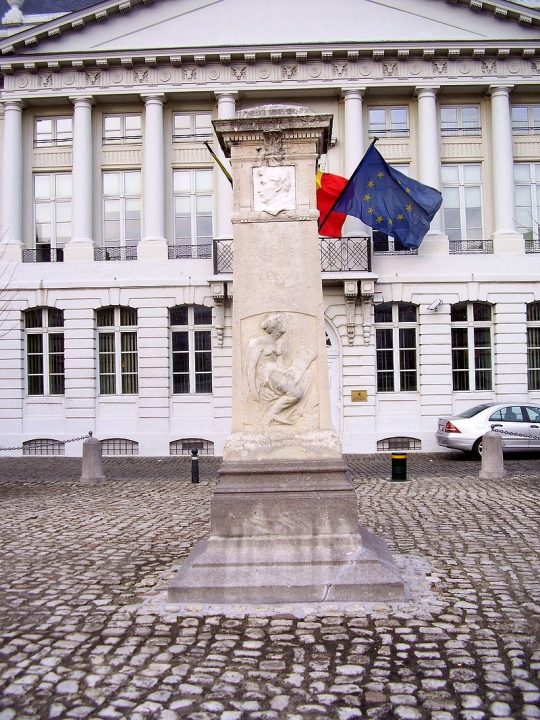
2,55 -> 539,96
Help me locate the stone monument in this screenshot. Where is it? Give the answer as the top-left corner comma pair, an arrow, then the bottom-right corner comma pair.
168,105 -> 404,603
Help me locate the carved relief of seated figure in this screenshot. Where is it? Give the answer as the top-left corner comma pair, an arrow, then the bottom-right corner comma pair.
246,313 -> 316,428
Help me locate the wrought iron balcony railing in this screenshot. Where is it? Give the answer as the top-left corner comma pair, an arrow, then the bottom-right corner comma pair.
213,236 -> 371,274
94,247 -> 138,261
169,243 -> 212,260
449,239 -> 493,254
22,247 -> 64,263
526,239 -> 540,253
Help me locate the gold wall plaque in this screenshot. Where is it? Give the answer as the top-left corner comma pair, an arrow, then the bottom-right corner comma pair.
351,390 -> 368,402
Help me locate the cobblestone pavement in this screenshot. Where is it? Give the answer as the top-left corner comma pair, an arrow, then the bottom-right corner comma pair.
1,452 -> 539,720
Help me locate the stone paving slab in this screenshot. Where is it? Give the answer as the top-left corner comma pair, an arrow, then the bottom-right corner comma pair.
0,453 -> 539,720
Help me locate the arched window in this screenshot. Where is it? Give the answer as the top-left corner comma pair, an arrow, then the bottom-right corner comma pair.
96,306 -> 138,394
527,302 -> 540,390
100,438 -> 138,456
170,305 -> 212,394
374,302 -> 418,392
23,439 -> 64,456
451,301 -> 493,391
24,307 -> 65,395
170,438 -> 214,455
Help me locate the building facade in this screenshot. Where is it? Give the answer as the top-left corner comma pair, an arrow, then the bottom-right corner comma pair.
0,0 -> 539,457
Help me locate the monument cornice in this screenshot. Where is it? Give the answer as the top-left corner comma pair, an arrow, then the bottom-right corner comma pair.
2,50 -> 540,100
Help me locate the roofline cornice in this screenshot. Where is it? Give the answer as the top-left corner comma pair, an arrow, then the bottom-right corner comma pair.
0,40 -> 539,76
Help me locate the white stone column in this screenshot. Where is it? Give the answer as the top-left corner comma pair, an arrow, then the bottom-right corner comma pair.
139,93 -> 167,260
489,84 -> 524,253
214,91 -> 236,240
342,88 -> 368,236
416,86 -> 448,255
64,95 -> 94,262
0,100 -> 23,262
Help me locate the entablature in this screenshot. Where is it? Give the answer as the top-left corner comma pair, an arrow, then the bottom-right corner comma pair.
2,49 -> 540,101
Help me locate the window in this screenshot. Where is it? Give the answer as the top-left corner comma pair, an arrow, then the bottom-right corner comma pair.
24,308 -> 65,396
441,164 -> 484,245
173,112 -> 213,142
374,302 -> 418,392
377,437 -> 421,451
171,305 -> 212,394
170,438 -> 215,455
514,163 -> 540,243
173,169 -> 213,248
368,107 -> 409,138
512,105 -> 540,135
96,307 -> 138,395
102,171 -> 142,249
527,302 -> 540,391
103,114 -> 142,144
451,302 -> 493,391
440,106 -> 481,136
23,439 -> 65,456
34,116 -> 73,147
34,173 -> 72,259
100,438 -> 139,455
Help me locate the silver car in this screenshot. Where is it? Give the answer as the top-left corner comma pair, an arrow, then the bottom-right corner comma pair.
436,403 -> 540,459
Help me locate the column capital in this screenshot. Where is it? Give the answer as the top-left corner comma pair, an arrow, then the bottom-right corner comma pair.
215,91 -> 238,102
341,87 -> 366,100
140,92 -> 166,105
1,98 -> 25,112
69,94 -> 95,108
415,85 -> 440,98
488,84 -> 514,97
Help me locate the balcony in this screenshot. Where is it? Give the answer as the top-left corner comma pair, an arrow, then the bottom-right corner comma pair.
526,239 -> 540,253
213,236 -> 371,274
449,239 -> 493,254
169,244 -> 212,260
23,247 -> 64,263
94,247 -> 137,261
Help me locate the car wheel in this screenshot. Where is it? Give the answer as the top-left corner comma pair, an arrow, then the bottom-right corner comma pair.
472,437 -> 483,461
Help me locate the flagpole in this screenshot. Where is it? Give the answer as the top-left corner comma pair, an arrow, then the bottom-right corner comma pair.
318,137 -> 378,234
204,141 -> 233,187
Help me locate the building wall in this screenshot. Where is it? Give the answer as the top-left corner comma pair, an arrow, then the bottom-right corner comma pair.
1,2 -> 540,456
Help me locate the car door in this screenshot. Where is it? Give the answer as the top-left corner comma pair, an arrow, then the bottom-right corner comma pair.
524,406 -> 540,449
488,406 -> 530,451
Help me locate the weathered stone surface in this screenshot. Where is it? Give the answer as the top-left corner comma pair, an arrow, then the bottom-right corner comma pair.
169,105 -> 404,604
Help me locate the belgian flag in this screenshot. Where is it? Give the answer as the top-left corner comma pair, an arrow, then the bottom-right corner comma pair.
316,171 -> 348,238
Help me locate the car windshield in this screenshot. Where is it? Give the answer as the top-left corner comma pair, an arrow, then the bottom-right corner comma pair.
456,404 -> 494,419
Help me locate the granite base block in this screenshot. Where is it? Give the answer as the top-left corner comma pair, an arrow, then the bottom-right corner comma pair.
168,459 -> 405,604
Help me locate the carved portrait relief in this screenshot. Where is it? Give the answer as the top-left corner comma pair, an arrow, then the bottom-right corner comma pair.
242,312 -> 318,431
253,166 -> 296,215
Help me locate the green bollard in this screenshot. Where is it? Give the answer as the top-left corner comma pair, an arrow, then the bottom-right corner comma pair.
391,453 -> 407,482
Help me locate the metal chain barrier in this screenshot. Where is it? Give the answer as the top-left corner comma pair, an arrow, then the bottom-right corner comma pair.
0,434 -> 91,453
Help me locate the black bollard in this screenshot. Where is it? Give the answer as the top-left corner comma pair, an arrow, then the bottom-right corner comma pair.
191,448 -> 200,484
391,453 -> 407,482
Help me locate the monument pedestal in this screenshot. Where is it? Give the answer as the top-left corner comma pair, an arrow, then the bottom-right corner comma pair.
168,105 -> 404,606
169,458 -> 404,603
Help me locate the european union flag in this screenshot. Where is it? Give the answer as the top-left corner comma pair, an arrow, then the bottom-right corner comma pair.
324,142 -> 443,249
